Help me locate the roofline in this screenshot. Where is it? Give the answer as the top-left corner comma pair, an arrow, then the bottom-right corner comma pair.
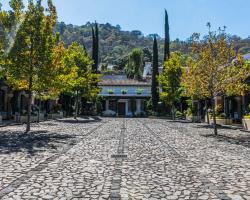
99,84 -> 151,87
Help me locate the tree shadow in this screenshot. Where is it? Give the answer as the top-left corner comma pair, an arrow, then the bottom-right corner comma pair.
165,120 -> 194,124
0,130 -> 75,155
56,116 -> 102,124
195,124 -> 238,130
200,132 -> 250,149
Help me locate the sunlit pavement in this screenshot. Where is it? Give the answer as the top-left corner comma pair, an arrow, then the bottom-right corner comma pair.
0,118 -> 249,200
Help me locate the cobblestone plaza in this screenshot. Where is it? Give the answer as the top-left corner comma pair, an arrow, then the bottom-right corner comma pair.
0,118 -> 249,199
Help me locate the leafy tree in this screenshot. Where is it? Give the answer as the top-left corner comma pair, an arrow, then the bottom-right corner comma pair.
125,48 -> 144,79
151,36 -> 159,112
164,9 -> 170,62
62,42 -> 100,119
159,52 -> 183,118
4,0 -> 59,132
0,0 -> 24,69
143,47 -> 152,62
182,25 -> 250,135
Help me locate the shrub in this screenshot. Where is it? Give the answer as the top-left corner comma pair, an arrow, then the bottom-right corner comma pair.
215,104 -> 223,116
217,113 -> 226,119
107,89 -> 114,94
175,111 -> 183,118
136,88 -> 144,95
121,89 -> 128,94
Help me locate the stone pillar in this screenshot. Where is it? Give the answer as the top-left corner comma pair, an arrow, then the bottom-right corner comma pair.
242,95 -> 246,115
236,97 -> 242,119
105,100 -> 109,111
136,99 -> 141,112
125,100 -> 129,116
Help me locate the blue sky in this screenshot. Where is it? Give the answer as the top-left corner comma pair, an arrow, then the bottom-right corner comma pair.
2,0 -> 250,40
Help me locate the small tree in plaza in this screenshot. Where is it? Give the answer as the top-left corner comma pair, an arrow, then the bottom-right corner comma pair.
4,0 -> 61,132
61,42 -> 100,119
159,52 -> 183,119
182,25 -> 250,135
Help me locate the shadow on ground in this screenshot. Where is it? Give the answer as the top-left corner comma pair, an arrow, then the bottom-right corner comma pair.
200,132 -> 250,149
56,116 -> 102,124
0,130 -> 75,155
195,124 -> 238,130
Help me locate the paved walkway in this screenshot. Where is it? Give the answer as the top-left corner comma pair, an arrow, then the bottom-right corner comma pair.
0,118 -> 249,199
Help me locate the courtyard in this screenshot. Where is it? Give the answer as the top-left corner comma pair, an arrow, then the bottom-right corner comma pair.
0,118 -> 249,200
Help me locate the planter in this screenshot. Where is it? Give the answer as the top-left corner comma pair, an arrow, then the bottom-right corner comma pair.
19,115 -> 38,123
38,113 -> 45,121
48,112 -> 63,120
216,118 -> 233,125
206,115 -> 232,125
186,115 -> 201,122
242,118 -> 250,131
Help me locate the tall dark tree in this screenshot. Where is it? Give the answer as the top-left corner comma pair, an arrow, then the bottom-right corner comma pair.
92,22 -> 99,73
164,9 -> 170,62
151,36 -> 159,112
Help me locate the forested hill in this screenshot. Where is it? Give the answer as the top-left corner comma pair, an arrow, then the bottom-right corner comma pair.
55,22 -> 250,67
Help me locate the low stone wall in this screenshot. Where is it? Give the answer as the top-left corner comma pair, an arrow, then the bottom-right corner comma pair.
48,112 -> 63,120
20,115 -> 38,123
206,115 -> 233,125
186,115 -> 202,123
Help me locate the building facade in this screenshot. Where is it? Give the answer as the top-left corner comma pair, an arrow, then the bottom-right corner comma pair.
99,75 -> 151,116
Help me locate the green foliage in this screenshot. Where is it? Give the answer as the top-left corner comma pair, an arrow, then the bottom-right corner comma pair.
175,110 -> 184,118
136,88 -> 144,95
107,89 -> 114,94
121,89 -> 128,94
125,48 -> 144,79
159,52 -> 183,107
146,98 -> 153,111
62,42 -> 100,99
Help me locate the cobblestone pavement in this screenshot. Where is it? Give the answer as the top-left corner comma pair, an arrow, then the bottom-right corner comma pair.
0,118 -> 250,199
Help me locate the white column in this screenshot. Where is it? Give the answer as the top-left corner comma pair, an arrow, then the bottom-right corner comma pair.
105,100 -> 109,111
125,100 -> 129,116
136,99 -> 141,112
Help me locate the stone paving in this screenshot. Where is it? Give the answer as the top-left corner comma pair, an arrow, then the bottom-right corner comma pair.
0,118 -> 249,199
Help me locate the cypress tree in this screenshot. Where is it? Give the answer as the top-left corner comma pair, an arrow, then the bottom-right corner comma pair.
164,9 -> 170,62
91,26 -> 96,72
95,22 -> 99,69
92,22 -> 99,73
151,36 -> 159,112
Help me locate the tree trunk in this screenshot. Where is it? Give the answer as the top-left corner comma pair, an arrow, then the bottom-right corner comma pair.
26,91 -> 32,133
205,100 -> 210,124
74,91 -> 79,120
211,98 -> 218,135
172,104 -> 175,120
37,99 -> 41,123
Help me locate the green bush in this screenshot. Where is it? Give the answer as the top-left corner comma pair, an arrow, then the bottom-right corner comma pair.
107,89 -> 114,94
175,111 -> 183,118
136,88 -> 144,95
216,113 -> 226,119
121,89 -> 128,94
215,104 -> 223,116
